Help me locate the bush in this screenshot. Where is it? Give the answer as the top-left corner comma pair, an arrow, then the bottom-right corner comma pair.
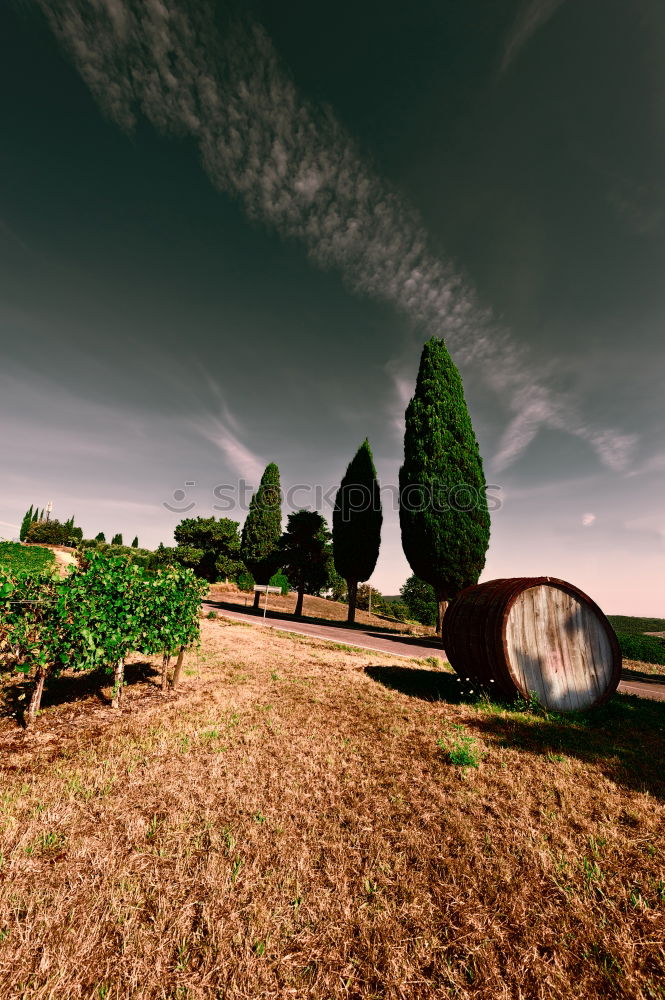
0,552 -> 207,723
269,571 -> 290,595
615,631 -> 665,666
237,571 -> 255,592
26,520 -> 68,546
399,575 -> 438,627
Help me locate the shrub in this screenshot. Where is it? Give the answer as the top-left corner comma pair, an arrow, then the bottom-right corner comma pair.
0,552 -> 207,723
237,571 -> 256,592
269,571 -> 290,595
26,520 -> 62,545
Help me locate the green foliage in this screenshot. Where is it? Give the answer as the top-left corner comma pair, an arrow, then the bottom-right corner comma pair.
131,536 -> 139,548
437,724 -> 482,769
0,542 -> 56,575
615,631 -> 665,666
356,584 -> 383,612
111,533 -> 123,546
241,463 -> 282,585
332,440 -> 382,621
26,519 -> 81,546
173,517 -> 244,582
386,601 -> 410,622
399,338 -> 490,606
268,571 -> 290,596
95,532 -> 106,542
19,506 -> 34,542
608,616 -> 665,637
399,575 -> 438,626
279,511 -> 332,615
237,571 -> 256,592
325,567 -> 347,602
0,552 -> 207,722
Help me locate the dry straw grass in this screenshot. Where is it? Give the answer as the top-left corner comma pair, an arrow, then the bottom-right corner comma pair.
0,620 -> 663,999
207,584 -> 431,635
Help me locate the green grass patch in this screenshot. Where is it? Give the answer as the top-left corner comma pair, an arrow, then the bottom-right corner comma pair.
0,542 -> 56,575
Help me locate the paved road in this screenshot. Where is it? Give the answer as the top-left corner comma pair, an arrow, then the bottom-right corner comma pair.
204,600 -> 665,703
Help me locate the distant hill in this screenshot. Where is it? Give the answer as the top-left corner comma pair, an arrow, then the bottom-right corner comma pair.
608,615 -> 665,636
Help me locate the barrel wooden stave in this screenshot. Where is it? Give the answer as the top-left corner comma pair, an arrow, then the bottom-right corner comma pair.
443,577 -> 621,711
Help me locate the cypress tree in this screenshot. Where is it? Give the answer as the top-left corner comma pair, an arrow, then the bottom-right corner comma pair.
332,439 -> 383,624
399,338 -> 490,634
241,463 -> 282,609
19,505 -> 34,541
111,533 -> 123,546
131,536 -> 139,548
95,532 -> 106,542
32,509 -> 39,522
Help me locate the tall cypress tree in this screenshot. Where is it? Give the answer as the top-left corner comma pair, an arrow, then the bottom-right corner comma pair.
19,505 -> 34,541
241,463 -> 282,609
332,439 -> 383,624
399,338 -> 490,634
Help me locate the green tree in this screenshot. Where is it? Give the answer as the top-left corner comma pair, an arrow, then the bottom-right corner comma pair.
241,463 -> 282,609
399,575 -> 438,627
173,516 -> 244,582
332,439 -> 383,624
356,583 -> 384,615
326,566 -> 347,602
131,536 -> 139,548
111,533 -> 123,546
19,505 -> 34,542
268,571 -> 290,595
26,519 -> 69,545
279,511 -> 331,617
32,509 -> 39,523
95,532 -> 106,542
399,338 -> 490,633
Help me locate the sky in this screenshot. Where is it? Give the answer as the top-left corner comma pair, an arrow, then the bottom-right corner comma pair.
1,0 -> 664,615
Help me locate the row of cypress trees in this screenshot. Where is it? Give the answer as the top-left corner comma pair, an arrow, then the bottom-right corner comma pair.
19,505 -> 44,541
239,337 -> 490,633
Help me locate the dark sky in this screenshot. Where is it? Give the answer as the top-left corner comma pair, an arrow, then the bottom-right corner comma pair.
1,0 -> 664,613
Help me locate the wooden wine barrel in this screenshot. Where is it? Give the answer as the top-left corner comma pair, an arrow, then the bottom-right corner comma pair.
442,578 -> 621,711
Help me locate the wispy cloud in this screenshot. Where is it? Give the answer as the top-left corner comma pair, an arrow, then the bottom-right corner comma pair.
582,512 -> 596,527
500,0 -> 568,75
40,0 -> 633,473
190,411 -> 265,486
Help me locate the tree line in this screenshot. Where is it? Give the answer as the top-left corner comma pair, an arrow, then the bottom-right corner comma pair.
17,337 -> 490,635
161,337 -> 490,632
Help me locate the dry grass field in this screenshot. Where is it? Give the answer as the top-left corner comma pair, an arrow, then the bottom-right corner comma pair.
0,618 -> 663,999
207,583 -> 431,635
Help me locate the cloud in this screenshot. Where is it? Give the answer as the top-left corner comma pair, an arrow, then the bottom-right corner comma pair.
191,413 -> 265,486
582,512 -> 596,527
0,520 -> 19,530
500,0 -> 568,74
40,0 -> 633,473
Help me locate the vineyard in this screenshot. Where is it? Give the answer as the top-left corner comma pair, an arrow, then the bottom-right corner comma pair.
0,541 -> 56,575
0,551 -> 207,726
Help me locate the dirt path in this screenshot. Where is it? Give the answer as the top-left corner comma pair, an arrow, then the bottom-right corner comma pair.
205,599 -> 665,702
50,546 -> 78,577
